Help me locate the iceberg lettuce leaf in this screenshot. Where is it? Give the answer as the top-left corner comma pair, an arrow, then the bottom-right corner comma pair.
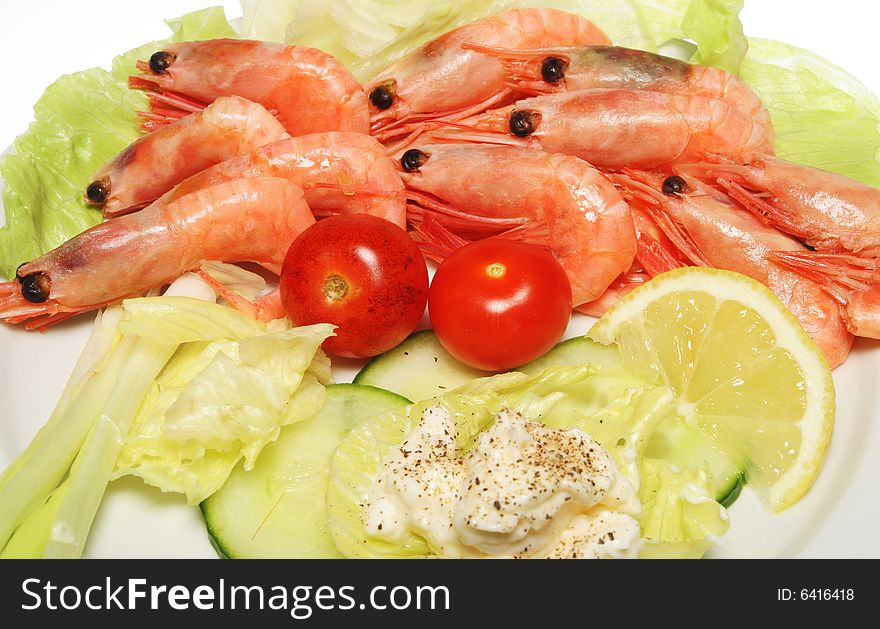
741,38 -> 880,187
639,457 -> 730,543
115,321 -> 334,505
682,0 -> 747,73
0,71 -> 143,279
0,7 -> 235,280
118,296 -> 274,344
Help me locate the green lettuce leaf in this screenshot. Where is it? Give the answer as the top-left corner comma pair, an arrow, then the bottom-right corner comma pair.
741,38 -> 880,187
114,309 -> 334,505
0,7 -> 235,280
639,457 -> 729,543
118,296 -> 273,344
682,0 -> 747,72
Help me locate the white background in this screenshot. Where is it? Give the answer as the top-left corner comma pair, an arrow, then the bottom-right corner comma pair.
1,1 -> 879,558
1,0 -> 880,150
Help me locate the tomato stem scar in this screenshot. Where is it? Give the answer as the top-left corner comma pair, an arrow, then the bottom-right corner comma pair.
486,262 -> 507,279
324,274 -> 349,301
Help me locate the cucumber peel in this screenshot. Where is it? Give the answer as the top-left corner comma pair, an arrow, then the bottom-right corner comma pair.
201,384 -> 409,558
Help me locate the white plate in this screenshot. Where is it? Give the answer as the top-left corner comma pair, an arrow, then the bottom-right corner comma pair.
2,2 -> 880,559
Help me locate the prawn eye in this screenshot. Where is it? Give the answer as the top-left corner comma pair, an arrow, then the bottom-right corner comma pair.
19,272 -> 50,304
369,82 -> 397,110
662,175 -> 688,196
149,51 -> 176,74
510,110 -> 541,137
86,178 -> 110,205
541,57 -> 567,83
401,149 -> 429,173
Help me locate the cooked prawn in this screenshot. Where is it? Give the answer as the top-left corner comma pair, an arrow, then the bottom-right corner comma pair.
769,251 -> 880,339
574,268 -> 649,318
677,156 -> 880,256
87,96 -> 289,217
0,177 -> 314,329
575,208 -> 690,317
426,89 -> 773,169
398,143 -> 636,305
131,39 -> 369,135
660,146 -> 880,340
367,8 -> 610,141
156,132 -> 406,229
613,170 -> 853,367
464,44 -> 774,143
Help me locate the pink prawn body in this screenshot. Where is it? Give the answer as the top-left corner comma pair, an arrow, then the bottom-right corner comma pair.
614,170 -> 854,368
468,44 -> 774,145
158,132 -> 407,229
428,88 -> 774,170
367,8 -> 611,140
678,157 -> 880,256
399,143 -> 637,305
1,178 -> 314,329
87,96 -> 290,217
133,39 -> 370,135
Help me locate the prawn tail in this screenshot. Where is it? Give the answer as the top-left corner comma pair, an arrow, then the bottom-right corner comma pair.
575,271 -> 649,318
770,251 -> 878,295
129,73 -> 209,131
193,269 -> 286,322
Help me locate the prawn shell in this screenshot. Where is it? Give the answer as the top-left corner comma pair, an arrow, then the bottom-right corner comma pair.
616,171 -> 853,368
141,39 -> 370,135
15,178 -> 313,311
400,143 -> 636,304
677,157 -> 880,256
90,96 -> 290,217
367,8 -> 611,127
159,132 -> 406,228
486,44 -> 774,145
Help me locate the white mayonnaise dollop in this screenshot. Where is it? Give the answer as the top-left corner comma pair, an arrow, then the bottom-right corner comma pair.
363,406 -> 642,559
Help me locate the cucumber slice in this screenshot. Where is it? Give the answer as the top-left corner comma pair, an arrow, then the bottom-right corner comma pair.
718,473 -> 746,508
527,337 -> 747,505
355,333 -> 628,403
518,335 -> 627,376
643,415 -> 746,504
201,384 -> 409,558
354,330 -> 488,401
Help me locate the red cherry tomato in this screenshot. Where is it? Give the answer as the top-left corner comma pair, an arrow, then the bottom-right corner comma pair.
429,239 -> 572,371
280,215 -> 428,358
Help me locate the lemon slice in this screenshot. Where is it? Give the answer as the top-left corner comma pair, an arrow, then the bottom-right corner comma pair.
587,267 -> 835,512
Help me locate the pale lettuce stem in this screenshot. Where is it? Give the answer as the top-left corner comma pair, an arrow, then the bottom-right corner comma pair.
1,482 -> 69,558
0,320 -> 125,550
0,273 -> 216,557
42,337 -> 177,559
